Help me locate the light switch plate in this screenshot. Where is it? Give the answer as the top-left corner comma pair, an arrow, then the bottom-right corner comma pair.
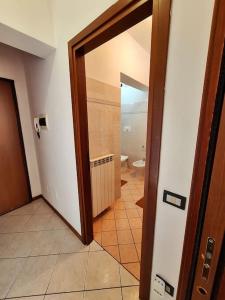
163,190 -> 186,210
153,275 -> 165,297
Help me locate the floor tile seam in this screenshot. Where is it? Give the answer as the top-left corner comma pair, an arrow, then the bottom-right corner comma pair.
5,285 -> 139,299
0,249 -> 103,260
44,252 -> 59,296
0,228 -> 67,235
4,256 -> 27,300
83,247 -> 91,292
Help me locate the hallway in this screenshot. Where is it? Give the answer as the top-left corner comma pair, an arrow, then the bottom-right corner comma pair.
0,199 -> 139,300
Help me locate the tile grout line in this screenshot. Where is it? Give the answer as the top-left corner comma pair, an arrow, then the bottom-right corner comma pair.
4,256 -> 27,300
4,285 -> 140,299
0,248 -> 104,260
44,252 -> 59,297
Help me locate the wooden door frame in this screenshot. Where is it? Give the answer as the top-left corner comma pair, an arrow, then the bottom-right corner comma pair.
68,1 -> 171,299
0,77 -> 32,215
177,0 -> 225,299
68,0 -> 225,299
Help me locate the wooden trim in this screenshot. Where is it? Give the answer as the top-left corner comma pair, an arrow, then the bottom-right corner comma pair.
139,0 -> 171,298
68,1 -> 152,54
177,0 -> 225,299
0,77 -> 33,209
42,195 -> 83,242
32,195 -> 42,201
68,1 -> 171,299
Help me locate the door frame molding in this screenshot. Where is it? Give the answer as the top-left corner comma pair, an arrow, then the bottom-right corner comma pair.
68,1 -> 171,299
177,0 -> 225,299
0,78 -> 32,215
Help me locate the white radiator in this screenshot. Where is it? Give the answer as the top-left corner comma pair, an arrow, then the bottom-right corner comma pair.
90,154 -> 115,217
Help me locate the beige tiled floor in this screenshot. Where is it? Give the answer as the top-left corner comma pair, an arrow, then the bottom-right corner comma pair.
93,169 -> 144,280
0,198 -> 139,300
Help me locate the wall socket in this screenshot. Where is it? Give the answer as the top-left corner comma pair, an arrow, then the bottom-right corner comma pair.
153,275 -> 165,297
153,275 -> 174,297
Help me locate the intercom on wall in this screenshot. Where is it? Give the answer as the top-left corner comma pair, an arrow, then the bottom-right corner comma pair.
33,115 -> 48,139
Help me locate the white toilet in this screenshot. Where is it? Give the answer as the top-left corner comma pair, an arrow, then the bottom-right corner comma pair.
132,159 -> 145,177
132,159 -> 145,168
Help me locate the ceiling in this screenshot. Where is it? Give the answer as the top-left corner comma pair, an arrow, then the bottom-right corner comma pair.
127,16 -> 152,52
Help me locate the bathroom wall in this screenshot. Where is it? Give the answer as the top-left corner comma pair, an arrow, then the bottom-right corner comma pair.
85,31 -> 150,88
86,77 -> 121,199
85,25 -> 151,199
121,84 -> 148,165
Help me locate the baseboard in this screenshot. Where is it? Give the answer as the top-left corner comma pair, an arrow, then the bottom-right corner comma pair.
32,194 -> 42,201
40,195 -> 83,243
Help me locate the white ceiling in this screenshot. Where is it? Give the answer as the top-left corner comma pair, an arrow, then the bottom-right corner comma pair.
127,16 -> 152,52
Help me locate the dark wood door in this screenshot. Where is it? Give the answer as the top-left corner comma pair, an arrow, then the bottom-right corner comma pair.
191,95 -> 225,299
0,79 -> 31,215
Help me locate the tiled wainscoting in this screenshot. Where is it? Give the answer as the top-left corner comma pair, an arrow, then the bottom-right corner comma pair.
0,198 -> 139,300
93,169 -> 144,280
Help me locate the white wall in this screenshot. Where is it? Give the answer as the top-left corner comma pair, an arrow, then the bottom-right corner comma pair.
0,0 -> 54,46
0,44 -> 41,197
0,0 -> 55,57
22,0 -> 117,234
150,0 -> 214,299
85,31 -> 150,87
0,0 -> 215,298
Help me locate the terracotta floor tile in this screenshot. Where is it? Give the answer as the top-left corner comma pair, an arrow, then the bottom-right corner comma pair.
114,210 -> 127,219
124,202 -> 137,209
93,219 -> 102,233
137,208 -> 143,218
104,245 -> 120,262
135,243 -> 142,260
131,229 -> 142,244
101,219 -> 116,231
117,230 -> 134,244
119,244 -> 138,263
102,209 -> 115,220
122,262 -> 140,280
126,209 -> 139,219
116,219 -> 130,230
114,201 -> 125,210
129,218 -> 142,229
94,232 -> 102,244
101,231 -> 118,246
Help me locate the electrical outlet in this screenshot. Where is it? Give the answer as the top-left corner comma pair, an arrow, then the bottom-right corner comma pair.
153,275 -> 165,297
154,274 -> 175,297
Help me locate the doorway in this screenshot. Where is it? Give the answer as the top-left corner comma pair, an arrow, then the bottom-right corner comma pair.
0,78 -> 32,215
85,18 -> 151,278
68,0 -> 171,298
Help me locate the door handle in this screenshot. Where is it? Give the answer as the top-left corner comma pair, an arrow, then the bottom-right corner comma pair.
201,237 -> 215,280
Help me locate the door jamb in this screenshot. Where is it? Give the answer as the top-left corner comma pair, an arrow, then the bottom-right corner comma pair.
177,0 -> 225,299
0,78 -> 32,215
68,1 -> 171,299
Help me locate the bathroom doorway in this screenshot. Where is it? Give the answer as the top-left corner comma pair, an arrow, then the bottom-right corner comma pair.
84,17 -> 151,280
68,1 -> 171,298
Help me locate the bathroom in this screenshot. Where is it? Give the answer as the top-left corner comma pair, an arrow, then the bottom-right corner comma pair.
85,17 -> 151,280
120,78 -> 148,178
